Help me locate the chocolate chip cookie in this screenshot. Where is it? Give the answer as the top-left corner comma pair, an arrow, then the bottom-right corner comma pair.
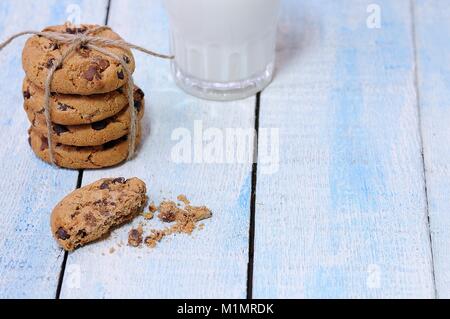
22,23 -> 136,95
28,127 -> 141,169
26,98 -> 144,147
51,177 -> 147,251
23,78 -> 144,125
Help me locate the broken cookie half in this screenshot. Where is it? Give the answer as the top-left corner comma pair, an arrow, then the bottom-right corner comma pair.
51,177 -> 147,251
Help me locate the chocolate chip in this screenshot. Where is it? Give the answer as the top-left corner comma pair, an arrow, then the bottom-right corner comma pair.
159,211 -> 176,223
110,115 -> 120,123
103,135 -> 127,150
70,211 -> 80,219
84,213 -> 97,227
123,55 -> 130,64
132,88 -> 144,112
23,89 -> 31,99
83,65 -> 101,81
46,58 -> 55,69
65,26 -> 87,34
97,59 -> 110,72
77,47 -> 91,58
56,227 -> 70,240
46,58 -> 62,70
116,87 -> 123,94
117,70 -> 125,80
103,139 -> 120,150
134,100 -> 142,112
128,229 -> 143,247
57,103 -> 73,111
112,177 -> 126,184
93,198 -> 112,207
53,124 -> 69,135
134,88 -> 145,100
76,229 -> 87,238
36,108 -> 45,114
91,120 -> 109,130
49,42 -> 59,50
99,181 -> 110,190
129,229 -> 140,238
40,136 -> 49,151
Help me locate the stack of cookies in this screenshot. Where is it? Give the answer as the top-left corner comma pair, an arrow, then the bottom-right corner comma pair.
21,24 -> 144,169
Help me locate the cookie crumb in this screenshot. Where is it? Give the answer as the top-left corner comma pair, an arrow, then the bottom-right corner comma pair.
128,224 -> 143,247
158,201 -> 183,223
109,247 -> 115,254
143,211 -> 154,220
186,205 -> 212,222
177,194 -> 190,205
144,201 -> 212,248
149,201 -> 158,213
144,229 -> 165,248
130,197 -> 212,249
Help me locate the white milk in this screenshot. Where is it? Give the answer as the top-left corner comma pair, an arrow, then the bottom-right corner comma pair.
164,0 -> 281,101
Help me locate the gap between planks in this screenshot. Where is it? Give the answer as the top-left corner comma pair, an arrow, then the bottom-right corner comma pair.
55,170 -> 84,298
409,0 -> 437,298
55,0 -> 112,299
247,92 -> 261,299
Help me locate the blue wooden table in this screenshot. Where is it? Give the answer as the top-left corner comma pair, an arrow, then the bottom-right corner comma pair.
0,0 -> 449,299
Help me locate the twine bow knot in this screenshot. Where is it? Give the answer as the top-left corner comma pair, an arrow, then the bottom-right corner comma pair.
0,25 -> 173,166
75,34 -> 89,46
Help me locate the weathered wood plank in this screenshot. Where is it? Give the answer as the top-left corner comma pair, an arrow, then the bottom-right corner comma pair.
0,0 -> 108,298
253,0 -> 435,298
413,0 -> 450,299
60,0 -> 255,298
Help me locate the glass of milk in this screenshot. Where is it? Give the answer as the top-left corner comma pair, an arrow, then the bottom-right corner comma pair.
164,0 -> 281,101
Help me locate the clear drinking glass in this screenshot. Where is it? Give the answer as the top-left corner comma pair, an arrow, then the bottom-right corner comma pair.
164,0 -> 281,101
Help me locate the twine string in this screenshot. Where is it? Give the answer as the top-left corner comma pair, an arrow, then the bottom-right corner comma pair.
0,26 -> 173,166
87,43 -> 137,160
43,40 -> 82,164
